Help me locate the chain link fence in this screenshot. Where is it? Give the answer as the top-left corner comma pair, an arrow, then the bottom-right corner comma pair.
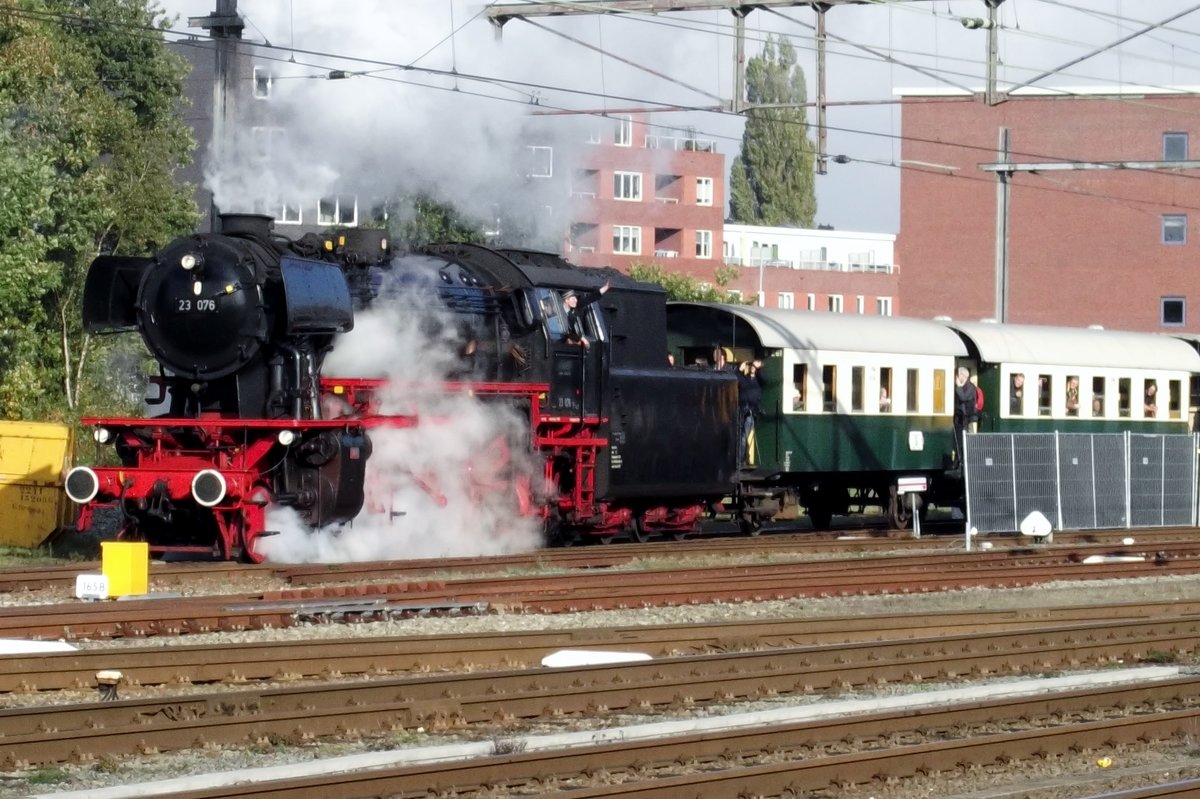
963,432 -> 1198,534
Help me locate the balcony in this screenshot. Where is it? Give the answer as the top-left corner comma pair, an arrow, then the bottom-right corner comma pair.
644,135 -> 717,153
724,257 -> 895,275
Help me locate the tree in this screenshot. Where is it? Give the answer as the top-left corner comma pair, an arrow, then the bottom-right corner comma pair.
728,35 -> 818,227
628,263 -> 745,302
388,193 -> 486,248
0,0 -> 198,420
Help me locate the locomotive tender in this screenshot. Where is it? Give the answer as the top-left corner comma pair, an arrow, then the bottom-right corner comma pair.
64,216 -> 1200,559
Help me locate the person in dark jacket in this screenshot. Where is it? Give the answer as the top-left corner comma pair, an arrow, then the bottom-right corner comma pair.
737,359 -> 765,466
562,279 -> 611,349
953,366 -> 978,463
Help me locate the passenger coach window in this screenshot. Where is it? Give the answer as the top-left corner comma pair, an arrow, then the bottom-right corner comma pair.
851,367 -> 864,412
1092,377 -> 1105,417
1169,380 -> 1182,419
792,364 -> 807,411
1118,378 -> 1131,417
932,369 -> 946,414
1038,375 -> 1051,417
822,365 -> 837,412
906,369 -> 919,413
1010,373 -> 1025,416
1065,375 -> 1080,417
880,367 -> 893,413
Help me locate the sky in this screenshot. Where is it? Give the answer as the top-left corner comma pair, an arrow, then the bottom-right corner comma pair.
153,1 -> 1200,234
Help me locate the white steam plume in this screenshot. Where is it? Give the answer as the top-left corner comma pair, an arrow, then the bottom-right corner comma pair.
255,283 -> 545,563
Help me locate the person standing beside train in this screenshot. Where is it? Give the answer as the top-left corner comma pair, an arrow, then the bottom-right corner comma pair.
953,367 -> 978,463
737,358 -> 765,467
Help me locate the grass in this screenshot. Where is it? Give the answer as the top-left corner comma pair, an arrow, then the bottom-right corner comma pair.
24,767 -> 71,785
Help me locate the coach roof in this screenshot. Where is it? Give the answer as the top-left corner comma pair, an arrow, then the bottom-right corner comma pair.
949,321 -> 1200,371
668,303 -> 967,356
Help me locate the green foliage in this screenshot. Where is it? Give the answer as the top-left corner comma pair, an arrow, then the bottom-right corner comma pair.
729,35 -> 818,227
0,0 -> 199,421
389,193 -> 486,248
628,263 -> 746,303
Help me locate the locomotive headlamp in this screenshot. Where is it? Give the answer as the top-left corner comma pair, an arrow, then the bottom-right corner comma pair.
65,467 -> 100,504
191,469 -> 227,507
180,253 -> 201,271
93,427 -> 111,444
277,430 -> 297,446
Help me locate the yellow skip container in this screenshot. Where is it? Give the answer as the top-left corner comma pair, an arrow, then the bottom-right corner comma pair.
0,421 -> 73,548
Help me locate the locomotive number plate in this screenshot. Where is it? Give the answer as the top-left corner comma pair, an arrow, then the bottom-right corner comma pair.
176,299 -> 218,312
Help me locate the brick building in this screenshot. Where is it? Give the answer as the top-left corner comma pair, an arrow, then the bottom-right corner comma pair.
562,113 -> 728,284
896,87 -> 1200,332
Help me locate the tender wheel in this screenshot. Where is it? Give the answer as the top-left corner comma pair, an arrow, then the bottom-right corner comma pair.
739,512 -> 763,536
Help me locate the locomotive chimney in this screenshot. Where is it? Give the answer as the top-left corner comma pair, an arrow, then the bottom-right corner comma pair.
218,213 -> 274,239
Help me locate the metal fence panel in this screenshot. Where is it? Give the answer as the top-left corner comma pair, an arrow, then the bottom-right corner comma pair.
1057,433 -> 1099,530
1091,434 -> 1129,529
1011,434 -> 1059,531
962,434 -> 1017,533
966,432 -> 1196,534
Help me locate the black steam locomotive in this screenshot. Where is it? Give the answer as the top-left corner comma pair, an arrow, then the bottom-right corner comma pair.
66,218 -> 741,559
67,215 -> 392,559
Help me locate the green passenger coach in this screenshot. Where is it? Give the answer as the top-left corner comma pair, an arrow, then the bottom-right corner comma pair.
666,302 -> 969,530
946,321 -> 1200,435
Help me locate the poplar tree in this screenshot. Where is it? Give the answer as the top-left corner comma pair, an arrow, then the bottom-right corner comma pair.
728,35 -> 818,227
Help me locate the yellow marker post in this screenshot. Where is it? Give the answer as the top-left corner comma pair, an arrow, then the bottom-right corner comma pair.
101,541 -> 149,597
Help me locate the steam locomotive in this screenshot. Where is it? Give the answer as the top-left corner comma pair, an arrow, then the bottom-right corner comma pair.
68,215 -> 1200,561
66,216 -> 736,560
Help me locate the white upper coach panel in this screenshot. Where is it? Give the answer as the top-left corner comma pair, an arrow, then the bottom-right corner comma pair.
672,303 -> 968,356
948,321 -> 1200,371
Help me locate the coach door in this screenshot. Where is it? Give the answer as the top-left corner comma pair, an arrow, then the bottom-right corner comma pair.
538,288 -> 605,419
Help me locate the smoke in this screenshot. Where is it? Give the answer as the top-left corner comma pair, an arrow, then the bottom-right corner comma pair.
254,280 -> 545,563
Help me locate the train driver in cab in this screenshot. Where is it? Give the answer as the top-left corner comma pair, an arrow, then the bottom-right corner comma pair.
561,279 -> 611,349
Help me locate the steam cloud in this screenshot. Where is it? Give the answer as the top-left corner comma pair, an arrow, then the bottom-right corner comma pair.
255,283 -> 546,563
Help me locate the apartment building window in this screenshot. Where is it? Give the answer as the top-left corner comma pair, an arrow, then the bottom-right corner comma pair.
613,115 -> 632,147
1163,214 -> 1187,244
696,177 -> 713,206
1163,296 -> 1186,326
695,230 -> 712,258
253,66 -> 272,98
318,195 -> 358,226
613,225 -> 641,255
613,171 -> 642,201
1164,132 -> 1189,161
250,126 -> 285,162
778,292 -> 795,309
855,295 -> 865,314
806,293 -> 816,311
877,297 -> 893,316
526,146 -> 553,178
828,294 -> 844,313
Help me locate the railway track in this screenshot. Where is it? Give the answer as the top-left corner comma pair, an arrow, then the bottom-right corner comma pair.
2,542 -> 1197,640
8,526 -> 1194,595
20,674 -> 1200,797
5,613 -> 1200,768
2,599 -> 1195,694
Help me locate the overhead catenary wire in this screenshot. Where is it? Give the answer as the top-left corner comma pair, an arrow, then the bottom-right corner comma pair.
11,3 -> 1200,218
